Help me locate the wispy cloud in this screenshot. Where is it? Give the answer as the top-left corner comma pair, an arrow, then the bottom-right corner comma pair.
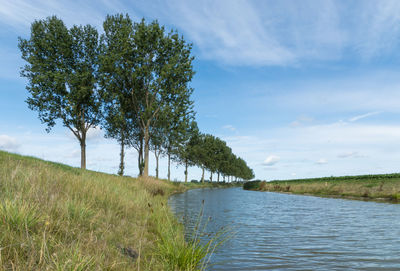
263,155 -> 280,166
0,0 -> 107,31
316,158 -> 328,165
3,1 -> 400,66
86,126 -> 103,141
290,115 -> 314,127
337,151 -> 364,158
164,0 -> 294,66
222,124 -> 236,131
0,134 -> 20,151
348,111 -> 381,122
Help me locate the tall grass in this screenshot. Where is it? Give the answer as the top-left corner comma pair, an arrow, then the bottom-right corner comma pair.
153,201 -> 230,271
0,150 -> 224,270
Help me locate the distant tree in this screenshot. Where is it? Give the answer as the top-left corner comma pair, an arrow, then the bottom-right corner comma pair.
19,16 -> 101,169
150,113 -> 167,179
176,121 -> 199,182
163,100 -> 195,181
193,133 -> 208,183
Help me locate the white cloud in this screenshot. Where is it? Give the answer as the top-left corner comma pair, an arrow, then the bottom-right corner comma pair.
0,135 -> 20,151
165,0 -> 294,66
3,1 -> 400,67
86,126 -> 103,141
316,158 -> 328,165
337,151 -> 364,158
67,126 -> 103,141
63,149 -> 80,159
348,111 -> 381,122
0,0 -> 106,30
222,124 -> 236,131
263,155 -> 280,166
290,115 -> 314,127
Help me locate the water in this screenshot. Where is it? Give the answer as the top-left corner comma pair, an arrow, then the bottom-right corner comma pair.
169,187 -> 400,270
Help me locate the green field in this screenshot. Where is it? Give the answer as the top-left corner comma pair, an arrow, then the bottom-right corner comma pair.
0,150 -> 232,270
244,174 -> 400,202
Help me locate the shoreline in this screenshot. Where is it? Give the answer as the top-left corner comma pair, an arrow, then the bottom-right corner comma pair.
0,150 -> 236,270
243,176 -> 400,204
251,189 -> 398,204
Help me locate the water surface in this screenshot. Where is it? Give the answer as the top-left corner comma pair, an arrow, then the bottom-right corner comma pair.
169,187 -> 400,270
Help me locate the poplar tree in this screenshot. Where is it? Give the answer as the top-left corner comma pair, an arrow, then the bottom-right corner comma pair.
99,14 -> 139,175
131,19 -> 195,177
100,14 -> 195,177
19,16 -> 101,169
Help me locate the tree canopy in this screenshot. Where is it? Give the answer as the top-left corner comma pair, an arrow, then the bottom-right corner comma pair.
19,14 -> 254,181
19,16 -> 101,169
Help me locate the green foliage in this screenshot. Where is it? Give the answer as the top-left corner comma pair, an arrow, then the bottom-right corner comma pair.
18,16 -> 101,169
99,14 -> 195,177
186,133 -> 254,182
19,14 -> 253,180
243,180 -> 262,190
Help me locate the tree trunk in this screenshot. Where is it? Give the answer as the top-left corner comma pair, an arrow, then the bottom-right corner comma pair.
167,153 -> 171,181
118,137 -> 125,176
80,133 -> 86,169
143,125 -> 150,177
79,110 -> 86,169
217,172 -> 220,182
210,172 -> 213,182
201,167 -> 205,183
223,175 -> 225,182
155,148 -> 159,179
138,137 -> 144,176
184,161 -> 188,183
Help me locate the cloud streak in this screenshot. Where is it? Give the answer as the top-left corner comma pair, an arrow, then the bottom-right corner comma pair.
348,111 -> 381,122
4,1 -> 400,66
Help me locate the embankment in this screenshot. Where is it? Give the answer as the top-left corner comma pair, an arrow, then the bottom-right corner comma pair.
0,150 -> 230,270
244,174 -> 400,202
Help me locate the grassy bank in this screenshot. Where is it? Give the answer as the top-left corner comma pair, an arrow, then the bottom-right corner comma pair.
0,150 -> 230,270
244,174 -> 400,202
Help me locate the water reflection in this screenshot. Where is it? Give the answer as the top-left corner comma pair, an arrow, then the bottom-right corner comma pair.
169,187 -> 400,270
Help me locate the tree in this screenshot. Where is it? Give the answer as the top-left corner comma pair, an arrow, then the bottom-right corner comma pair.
19,16 -> 101,169
100,15 -> 195,178
99,14 -> 141,176
176,121 -> 199,182
150,113 -> 166,179
130,19 -> 195,177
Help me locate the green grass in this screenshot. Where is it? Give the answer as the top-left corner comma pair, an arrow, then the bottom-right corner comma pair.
0,150 -> 227,270
244,174 -> 400,202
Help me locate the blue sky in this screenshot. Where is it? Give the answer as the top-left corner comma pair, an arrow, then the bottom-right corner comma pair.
2,0 -> 400,181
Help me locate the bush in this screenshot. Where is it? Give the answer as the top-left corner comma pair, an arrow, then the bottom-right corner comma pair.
243,180 -> 262,190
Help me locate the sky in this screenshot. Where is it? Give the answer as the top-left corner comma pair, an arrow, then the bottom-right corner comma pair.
2,0 -> 400,181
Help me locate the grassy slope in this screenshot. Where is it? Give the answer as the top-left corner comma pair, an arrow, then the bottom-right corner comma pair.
0,150 -> 231,270
245,174 -> 400,202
